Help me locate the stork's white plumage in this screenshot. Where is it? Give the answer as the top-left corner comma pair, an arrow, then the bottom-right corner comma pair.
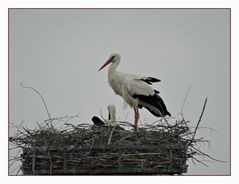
107,104 -> 116,123
99,53 -> 171,130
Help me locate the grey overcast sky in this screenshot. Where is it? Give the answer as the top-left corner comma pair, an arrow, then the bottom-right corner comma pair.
9,9 -> 230,175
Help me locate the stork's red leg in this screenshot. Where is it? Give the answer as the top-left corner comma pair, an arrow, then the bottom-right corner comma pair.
133,107 -> 139,130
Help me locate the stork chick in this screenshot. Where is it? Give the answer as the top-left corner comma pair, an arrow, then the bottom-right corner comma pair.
92,104 -> 117,126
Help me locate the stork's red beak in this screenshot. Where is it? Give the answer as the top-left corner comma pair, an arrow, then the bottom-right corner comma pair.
98,58 -> 113,71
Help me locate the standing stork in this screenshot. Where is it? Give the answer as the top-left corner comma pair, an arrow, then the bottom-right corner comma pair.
98,53 -> 171,130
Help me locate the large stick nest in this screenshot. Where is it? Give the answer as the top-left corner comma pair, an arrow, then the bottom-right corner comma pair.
9,117 -> 209,175
10,86 -> 223,175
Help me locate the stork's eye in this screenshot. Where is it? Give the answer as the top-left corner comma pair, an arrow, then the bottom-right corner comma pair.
111,56 -> 115,61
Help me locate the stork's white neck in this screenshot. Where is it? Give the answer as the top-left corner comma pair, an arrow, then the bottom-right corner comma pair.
108,108 -> 116,121
108,60 -> 120,82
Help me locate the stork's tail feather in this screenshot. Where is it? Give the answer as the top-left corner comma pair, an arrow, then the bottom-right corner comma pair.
134,94 -> 171,117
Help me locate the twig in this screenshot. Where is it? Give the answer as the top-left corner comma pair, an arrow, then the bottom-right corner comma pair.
48,151 -> 53,175
180,86 -> 191,115
191,158 -> 196,166
117,121 -> 134,128
115,135 -> 132,144
16,166 -> 22,175
192,147 -> 226,163
191,98 -> 208,141
107,126 -> 117,145
100,109 -> 107,123
20,83 -> 51,120
87,139 -> 95,154
10,165 -> 22,175
190,126 -> 220,135
45,114 -> 79,123
192,156 -> 209,167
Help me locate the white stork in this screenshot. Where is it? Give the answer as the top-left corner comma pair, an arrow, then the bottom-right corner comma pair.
98,53 -> 171,130
107,104 -> 116,123
92,104 -> 116,126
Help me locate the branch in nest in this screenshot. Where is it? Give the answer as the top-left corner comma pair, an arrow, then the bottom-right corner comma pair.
191,98 -> 208,142
180,86 -> 191,116
20,83 -> 51,120
191,156 -> 209,167
192,147 -> 226,163
107,125 -> 117,145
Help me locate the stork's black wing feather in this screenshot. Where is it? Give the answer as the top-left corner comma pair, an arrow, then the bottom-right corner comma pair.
141,77 -> 161,85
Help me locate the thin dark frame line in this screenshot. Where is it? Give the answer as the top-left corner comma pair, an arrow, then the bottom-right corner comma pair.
7,8 -> 231,176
